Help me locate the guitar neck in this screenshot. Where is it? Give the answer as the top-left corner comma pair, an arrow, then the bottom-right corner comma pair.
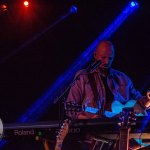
119,127 -> 130,150
54,119 -> 70,150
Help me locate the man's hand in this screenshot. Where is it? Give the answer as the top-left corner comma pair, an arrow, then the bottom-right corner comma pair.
77,112 -> 99,119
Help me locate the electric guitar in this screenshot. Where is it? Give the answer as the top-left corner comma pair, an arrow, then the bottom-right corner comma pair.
55,119 -> 70,150
65,100 -> 146,118
37,119 -> 70,150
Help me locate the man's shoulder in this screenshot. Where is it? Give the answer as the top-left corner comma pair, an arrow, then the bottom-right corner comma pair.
110,68 -> 129,78
74,69 -> 88,79
110,68 -> 132,85
75,69 -> 87,75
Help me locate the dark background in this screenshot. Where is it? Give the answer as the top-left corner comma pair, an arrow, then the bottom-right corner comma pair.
0,0 -> 150,138
0,0 -> 150,122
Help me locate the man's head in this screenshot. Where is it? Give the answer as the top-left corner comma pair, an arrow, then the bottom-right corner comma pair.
94,40 -> 115,70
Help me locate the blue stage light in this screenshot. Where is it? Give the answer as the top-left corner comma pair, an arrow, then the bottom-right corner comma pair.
69,5 -> 78,14
130,1 -> 139,8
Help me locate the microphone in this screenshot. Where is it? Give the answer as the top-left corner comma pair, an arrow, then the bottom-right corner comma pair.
86,60 -> 101,73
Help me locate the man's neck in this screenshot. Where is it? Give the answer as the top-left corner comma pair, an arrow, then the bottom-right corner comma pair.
99,68 -> 110,77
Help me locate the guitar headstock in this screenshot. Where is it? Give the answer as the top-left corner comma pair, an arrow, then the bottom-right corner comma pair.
56,119 -> 70,143
64,101 -> 99,116
64,102 -> 82,112
119,107 -> 136,128
64,101 -> 82,117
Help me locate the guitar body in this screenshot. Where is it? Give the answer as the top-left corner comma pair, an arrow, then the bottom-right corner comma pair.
65,100 -> 146,118
104,100 -> 136,118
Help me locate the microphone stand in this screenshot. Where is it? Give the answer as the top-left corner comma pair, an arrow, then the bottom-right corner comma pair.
53,75 -> 80,121
53,60 -> 101,120
53,60 -> 101,104
53,75 -> 80,104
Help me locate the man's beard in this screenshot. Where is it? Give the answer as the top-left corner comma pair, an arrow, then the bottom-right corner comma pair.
99,67 -> 110,77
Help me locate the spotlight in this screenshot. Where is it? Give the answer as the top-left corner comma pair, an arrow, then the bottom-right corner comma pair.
69,5 -> 78,14
0,4 -> 7,11
24,1 -> 29,7
130,1 -> 139,8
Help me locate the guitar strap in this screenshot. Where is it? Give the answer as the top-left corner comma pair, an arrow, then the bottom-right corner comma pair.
88,73 -> 99,103
88,73 -> 106,116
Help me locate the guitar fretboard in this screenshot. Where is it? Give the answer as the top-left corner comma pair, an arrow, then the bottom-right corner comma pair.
119,127 -> 130,150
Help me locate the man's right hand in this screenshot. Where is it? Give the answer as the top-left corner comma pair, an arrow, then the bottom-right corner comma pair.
77,112 -> 99,119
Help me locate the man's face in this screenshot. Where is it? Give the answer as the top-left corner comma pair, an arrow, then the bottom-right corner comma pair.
94,41 -> 114,70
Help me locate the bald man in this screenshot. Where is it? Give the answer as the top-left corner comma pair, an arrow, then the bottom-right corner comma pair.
66,40 -> 150,119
